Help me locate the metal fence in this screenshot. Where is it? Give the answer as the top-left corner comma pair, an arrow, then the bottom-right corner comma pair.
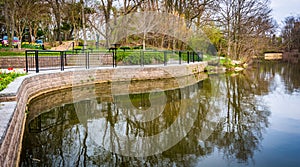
25,49 -> 204,73
25,50 -> 66,73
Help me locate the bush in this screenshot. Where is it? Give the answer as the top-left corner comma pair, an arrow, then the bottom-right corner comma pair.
22,44 -> 42,49
121,51 -> 165,65
123,52 -> 141,64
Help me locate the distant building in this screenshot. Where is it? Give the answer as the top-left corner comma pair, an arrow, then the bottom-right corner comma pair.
264,52 -> 283,60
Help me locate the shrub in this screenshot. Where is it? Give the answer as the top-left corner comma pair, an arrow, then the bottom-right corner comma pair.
121,51 -> 165,65
22,44 -> 42,49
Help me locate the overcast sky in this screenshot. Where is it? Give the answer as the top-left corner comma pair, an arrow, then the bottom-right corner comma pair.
270,0 -> 300,25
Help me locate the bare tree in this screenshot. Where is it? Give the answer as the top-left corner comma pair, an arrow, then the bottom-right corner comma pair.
80,0 -> 87,49
281,16 -> 300,51
45,0 -> 63,44
1,0 -> 16,47
213,0 -> 275,61
98,0 -> 113,48
14,0 -> 38,48
28,1 -> 50,42
162,0 -> 214,27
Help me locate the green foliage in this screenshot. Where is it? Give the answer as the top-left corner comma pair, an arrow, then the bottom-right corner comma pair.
0,72 -> 26,91
180,52 -> 204,62
22,44 -> 43,49
78,39 -> 84,46
220,57 -> 232,67
187,35 -> 209,52
219,57 -> 242,69
120,51 -> 165,65
202,25 -> 225,47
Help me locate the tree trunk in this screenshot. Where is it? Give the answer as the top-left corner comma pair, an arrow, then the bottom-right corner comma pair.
53,0 -> 62,45
4,2 -> 10,46
143,32 -> 146,51
161,35 -> 165,48
11,17 -> 16,48
10,0 -> 16,48
81,0 -> 87,49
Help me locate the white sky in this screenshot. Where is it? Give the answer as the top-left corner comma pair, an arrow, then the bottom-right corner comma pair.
270,0 -> 300,25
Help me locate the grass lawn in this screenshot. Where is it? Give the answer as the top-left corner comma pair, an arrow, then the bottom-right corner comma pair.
0,50 -> 25,56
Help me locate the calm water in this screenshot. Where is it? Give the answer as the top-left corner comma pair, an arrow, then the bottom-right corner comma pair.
20,62 -> 300,167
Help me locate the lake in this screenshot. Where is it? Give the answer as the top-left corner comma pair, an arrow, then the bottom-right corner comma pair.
20,61 -> 300,167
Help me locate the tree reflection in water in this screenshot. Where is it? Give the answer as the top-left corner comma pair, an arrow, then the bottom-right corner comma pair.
20,66 -> 273,166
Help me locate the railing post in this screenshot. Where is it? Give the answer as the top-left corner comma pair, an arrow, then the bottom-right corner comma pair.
179,51 -> 182,64
64,51 -> 67,66
72,42 -> 74,54
193,52 -> 195,63
25,50 -> 29,73
85,51 -> 90,69
60,51 -> 64,71
164,51 -> 167,66
35,50 -> 39,73
112,50 -> 115,68
88,52 -> 90,69
112,49 -> 115,68
140,50 -> 143,66
115,49 -> 117,67
187,51 -> 190,64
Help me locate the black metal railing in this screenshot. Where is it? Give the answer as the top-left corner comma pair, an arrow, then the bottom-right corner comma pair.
25,49 -> 205,73
67,51 -> 113,69
115,50 -> 203,67
25,50 -> 66,73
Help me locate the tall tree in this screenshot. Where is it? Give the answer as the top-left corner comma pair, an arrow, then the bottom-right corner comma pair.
45,0 -> 63,44
213,0 -> 275,61
163,0 -> 214,27
99,0 -> 114,48
81,0 -> 87,49
281,16 -> 300,51
1,0 -> 16,47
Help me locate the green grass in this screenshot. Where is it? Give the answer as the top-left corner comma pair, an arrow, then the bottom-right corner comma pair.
0,44 -> 43,56
0,72 -> 26,91
0,50 -> 24,56
203,54 -> 218,61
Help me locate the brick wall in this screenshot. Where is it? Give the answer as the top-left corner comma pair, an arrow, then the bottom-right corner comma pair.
0,62 -> 207,166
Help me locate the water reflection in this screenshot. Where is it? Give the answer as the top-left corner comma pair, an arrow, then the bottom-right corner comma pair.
256,61 -> 300,94
207,74 -> 270,164
21,62 -> 298,166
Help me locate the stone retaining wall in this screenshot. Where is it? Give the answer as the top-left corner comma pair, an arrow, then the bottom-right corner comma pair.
0,57 -> 25,68
0,62 -> 207,166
